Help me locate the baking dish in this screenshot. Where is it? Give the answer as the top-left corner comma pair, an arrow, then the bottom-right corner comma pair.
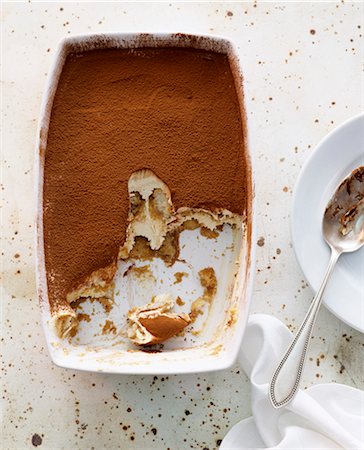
35,32 -> 255,374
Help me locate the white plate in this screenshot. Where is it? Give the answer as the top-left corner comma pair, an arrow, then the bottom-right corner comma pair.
292,113 -> 364,332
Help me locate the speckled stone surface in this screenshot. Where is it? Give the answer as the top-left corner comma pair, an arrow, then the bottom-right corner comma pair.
2,2 -> 363,449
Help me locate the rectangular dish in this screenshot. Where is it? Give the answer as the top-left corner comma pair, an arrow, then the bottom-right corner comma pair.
35,32 -> 255,374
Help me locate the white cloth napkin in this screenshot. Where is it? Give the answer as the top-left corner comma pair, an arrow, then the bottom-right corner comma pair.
221,314 -> 363,450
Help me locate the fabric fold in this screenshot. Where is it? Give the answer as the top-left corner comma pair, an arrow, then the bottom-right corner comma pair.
221,314 -> 363,450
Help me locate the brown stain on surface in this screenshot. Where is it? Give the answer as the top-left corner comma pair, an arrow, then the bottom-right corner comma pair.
257,237 -> 265,247
31,434 -> 42,447
102,319 -> 117,335
130,264 -> 152,278
190,267 -> 217,322
200,227 -> 219,239
176,296 -> 185,306
94,297 -> 113,313
173,272 -> 188,284
199,267 -> 217,301
77,313 -> 91,322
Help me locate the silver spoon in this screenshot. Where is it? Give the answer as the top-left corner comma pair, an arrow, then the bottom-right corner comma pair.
269,166 -> 364,409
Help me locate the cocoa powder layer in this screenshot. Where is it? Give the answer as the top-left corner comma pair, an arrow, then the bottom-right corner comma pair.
43,48 -> 248,308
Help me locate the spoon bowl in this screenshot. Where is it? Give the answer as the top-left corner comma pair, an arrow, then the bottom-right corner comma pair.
323,166 -> 364,253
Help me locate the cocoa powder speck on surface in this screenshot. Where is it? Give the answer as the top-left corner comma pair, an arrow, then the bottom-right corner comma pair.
43,48 -> 248,307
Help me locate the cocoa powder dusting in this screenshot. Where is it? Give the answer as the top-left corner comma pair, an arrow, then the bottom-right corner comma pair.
43,48 -> 248,307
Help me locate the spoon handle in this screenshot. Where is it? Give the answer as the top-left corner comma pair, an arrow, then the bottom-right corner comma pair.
269,248 -> 341,408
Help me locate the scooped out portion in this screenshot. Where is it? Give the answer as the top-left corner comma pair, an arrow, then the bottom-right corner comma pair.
56,263 -> 117,339
55,169 -> 241,342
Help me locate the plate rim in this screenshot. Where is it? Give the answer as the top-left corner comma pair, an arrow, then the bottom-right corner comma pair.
291,112 -> 364,332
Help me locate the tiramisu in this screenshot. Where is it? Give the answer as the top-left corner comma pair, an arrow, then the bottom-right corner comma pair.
43,47 -> 249,343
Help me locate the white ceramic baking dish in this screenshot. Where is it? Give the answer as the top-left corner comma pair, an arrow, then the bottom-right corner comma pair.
35,33 -> 255,374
